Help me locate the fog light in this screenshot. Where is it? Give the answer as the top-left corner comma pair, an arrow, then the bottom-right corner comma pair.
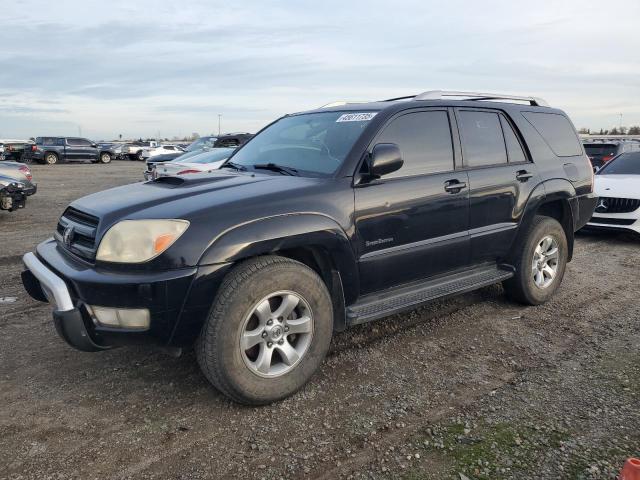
91,306 -> 150,329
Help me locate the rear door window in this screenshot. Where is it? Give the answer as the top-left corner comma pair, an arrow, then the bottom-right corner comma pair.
375,110 -> 454,178
522,112 -> 582,156
457,110 -> 507,167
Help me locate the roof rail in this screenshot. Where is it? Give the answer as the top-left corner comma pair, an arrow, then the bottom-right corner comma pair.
318,101 -> 355,108
413,90 -> 549,107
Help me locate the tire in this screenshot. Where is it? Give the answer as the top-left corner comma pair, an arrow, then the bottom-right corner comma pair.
44,152 -> 58,165
196,255 -> 333,405
99,152 -> 112,164
136,150 -> 144,161
503,215 -> 568,305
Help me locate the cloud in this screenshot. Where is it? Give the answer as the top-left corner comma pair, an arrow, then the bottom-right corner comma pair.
1,0 -> 639,137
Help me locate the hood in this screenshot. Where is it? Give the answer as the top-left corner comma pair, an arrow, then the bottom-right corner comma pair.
594,174 -> 640,199
158,160 -> 225,174
69,170 -> 323,230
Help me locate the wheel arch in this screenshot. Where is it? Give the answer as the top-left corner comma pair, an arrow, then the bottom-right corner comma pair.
517,179 -> 577,261
198,214 -> 359,332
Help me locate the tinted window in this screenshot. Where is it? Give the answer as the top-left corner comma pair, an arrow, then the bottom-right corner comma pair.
500,115 -> 527,163
458,111 -> 507,167
67,138 -> 91,146
36,137 -> 57,146
522,112 -> 582,156
376,111 -> 454,178
598,152 -> 640,175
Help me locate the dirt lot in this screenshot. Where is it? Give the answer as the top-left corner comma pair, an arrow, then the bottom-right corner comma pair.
1,163 -> 638,480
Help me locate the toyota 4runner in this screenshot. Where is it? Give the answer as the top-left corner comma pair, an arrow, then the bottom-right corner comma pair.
21,90 -> 597,404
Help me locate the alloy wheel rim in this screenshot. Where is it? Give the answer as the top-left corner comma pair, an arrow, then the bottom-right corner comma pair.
240,290 -> 314,378
532,235 -> 559,289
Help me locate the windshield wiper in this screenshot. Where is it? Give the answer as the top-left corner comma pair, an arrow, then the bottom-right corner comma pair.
220,161 -> 247,171
253,163 -> 298,176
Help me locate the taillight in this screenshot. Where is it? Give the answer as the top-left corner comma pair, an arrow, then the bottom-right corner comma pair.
19,165 -> 32,181
602,155 -> 613,163
177,169 -> 200,175
31,145 -> 37,152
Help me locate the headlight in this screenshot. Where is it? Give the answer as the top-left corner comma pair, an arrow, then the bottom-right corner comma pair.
96,219 -> 189,263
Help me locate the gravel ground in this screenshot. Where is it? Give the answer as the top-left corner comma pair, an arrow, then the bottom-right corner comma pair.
0,163 -> 638,480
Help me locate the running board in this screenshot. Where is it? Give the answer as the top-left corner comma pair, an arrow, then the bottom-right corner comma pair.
347,265 -> 514,325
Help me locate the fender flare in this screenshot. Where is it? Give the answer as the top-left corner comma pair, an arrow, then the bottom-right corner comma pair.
198,213 -> 359,303
518,178 -> 577,260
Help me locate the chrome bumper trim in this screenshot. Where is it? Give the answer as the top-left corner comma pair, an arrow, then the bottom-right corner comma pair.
22,252 -> 74,311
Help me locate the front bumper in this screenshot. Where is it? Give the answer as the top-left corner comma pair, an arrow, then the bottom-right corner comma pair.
21,239 -> 232,351
586,212 -> 640,234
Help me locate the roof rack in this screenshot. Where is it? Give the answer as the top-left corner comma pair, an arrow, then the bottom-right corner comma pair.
319,101 -> 367,108
412,90 -> 548,107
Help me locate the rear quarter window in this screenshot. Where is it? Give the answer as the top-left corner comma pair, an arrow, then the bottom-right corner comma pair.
522,112 -> 582,157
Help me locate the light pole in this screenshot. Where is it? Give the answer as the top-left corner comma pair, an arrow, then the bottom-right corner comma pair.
218,114 -> 222,136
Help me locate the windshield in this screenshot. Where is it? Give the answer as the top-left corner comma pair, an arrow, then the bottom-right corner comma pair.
176,147 -> 235,164
228,111 -> 378,175
598,152 -> 640,175
186,136 -> 217,152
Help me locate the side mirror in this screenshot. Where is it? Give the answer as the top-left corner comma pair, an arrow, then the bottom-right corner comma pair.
91,143 -> 98,148
593,166 -> 600,173
369,143 -> 403,178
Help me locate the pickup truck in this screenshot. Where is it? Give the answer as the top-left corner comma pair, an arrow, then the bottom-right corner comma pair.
22,137 -> 114,165
125,141 -> 159,161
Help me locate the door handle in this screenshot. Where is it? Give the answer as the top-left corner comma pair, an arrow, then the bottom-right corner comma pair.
516,170 -> 533,182
444,180 -> 467,193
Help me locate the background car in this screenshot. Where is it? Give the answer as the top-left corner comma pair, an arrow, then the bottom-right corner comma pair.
141,144 -> 185,159
585,151 -> 640,235
0,161 -> 36,195
148,147 -> 236,180
0,139 -> 33,161
583,140 -> 640,170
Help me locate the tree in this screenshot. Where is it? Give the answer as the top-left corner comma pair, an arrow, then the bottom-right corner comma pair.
191,132 -> 200,140
578,127 -> 590,134
628,126 -> 640,135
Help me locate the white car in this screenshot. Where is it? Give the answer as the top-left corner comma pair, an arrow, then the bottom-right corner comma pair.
151,147 -> 236,179
143,144 -> 185,159
586,152 -> 640,234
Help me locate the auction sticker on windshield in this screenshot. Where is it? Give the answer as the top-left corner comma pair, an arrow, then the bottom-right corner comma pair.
336,112 -> 378,122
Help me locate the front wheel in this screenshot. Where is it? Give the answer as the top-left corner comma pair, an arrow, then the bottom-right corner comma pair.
99,152 -> 112,164
196,256 -> 333,405
136,150 -> 144,161
503,215 -> 568,305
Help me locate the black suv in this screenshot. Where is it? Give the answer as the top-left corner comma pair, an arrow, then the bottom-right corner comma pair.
21,91 -> 596,404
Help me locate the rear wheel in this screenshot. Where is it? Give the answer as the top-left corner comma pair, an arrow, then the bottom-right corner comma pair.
136,150 -> 144,161
196,256 -> 333,405
44,152 -> 58,165
503,215 -> 568,305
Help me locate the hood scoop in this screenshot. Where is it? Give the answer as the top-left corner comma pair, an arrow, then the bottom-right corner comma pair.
150,174 -> 232,188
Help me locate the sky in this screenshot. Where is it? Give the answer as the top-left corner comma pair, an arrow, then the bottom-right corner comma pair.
1,0 -> 639,140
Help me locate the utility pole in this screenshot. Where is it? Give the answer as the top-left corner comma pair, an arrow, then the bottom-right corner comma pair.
218,114 -> 222,136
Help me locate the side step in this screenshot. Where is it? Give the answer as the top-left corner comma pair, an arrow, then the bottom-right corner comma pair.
347,265 -> 514,325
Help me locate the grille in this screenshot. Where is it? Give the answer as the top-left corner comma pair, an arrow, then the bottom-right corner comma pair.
55,207 -> 100,261
595,197 -> 640,214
